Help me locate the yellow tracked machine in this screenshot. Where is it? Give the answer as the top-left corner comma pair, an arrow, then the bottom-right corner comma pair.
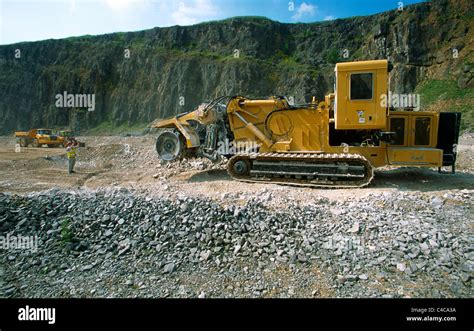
152,60 -> 461,188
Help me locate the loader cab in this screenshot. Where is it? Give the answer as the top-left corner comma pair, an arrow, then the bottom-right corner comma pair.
334,60 -> 388,130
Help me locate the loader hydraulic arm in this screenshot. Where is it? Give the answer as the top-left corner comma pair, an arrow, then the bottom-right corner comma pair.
232,111 -> 273,148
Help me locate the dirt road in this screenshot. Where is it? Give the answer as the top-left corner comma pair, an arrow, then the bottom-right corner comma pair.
0,134 -> 473,202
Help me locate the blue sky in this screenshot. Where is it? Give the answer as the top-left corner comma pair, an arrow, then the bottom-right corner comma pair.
0,0 -> 425,45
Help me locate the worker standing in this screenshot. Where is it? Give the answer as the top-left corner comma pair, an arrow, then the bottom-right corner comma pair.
66,138 -> 79,174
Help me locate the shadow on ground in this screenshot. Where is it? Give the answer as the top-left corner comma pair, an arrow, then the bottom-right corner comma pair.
372,167 -> 474,191
188,167 -> 474,192
188,169 -> 232,182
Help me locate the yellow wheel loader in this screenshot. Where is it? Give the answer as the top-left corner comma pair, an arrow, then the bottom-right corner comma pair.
152,60 -> 462,188
14,128 -> 64,148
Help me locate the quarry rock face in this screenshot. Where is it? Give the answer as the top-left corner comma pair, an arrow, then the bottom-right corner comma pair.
0,0 -> 472,134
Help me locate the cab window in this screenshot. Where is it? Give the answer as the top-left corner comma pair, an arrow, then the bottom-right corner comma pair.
350,73 -> 373,100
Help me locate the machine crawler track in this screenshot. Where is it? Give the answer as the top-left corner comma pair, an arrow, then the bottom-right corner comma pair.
227,153 -> 374,188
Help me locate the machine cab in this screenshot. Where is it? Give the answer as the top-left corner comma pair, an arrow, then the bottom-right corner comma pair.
334,60 -> 388,130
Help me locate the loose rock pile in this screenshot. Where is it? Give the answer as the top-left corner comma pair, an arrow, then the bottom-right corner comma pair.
0,187 -> 472,298
75,135 -> 225,179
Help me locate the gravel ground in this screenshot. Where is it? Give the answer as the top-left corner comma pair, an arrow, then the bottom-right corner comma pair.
0,185 -> 472,298
0,133 -> 473,298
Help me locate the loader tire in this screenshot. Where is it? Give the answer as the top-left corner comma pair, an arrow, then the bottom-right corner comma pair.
32,139 -> 39,148
155,129 -> 184,162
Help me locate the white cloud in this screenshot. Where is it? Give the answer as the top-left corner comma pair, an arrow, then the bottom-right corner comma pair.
323,15 -> 335,21
170,0 -> 219,26
292,2 -> 316,21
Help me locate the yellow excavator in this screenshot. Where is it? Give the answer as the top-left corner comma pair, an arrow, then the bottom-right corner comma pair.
151,60 -> 461,188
